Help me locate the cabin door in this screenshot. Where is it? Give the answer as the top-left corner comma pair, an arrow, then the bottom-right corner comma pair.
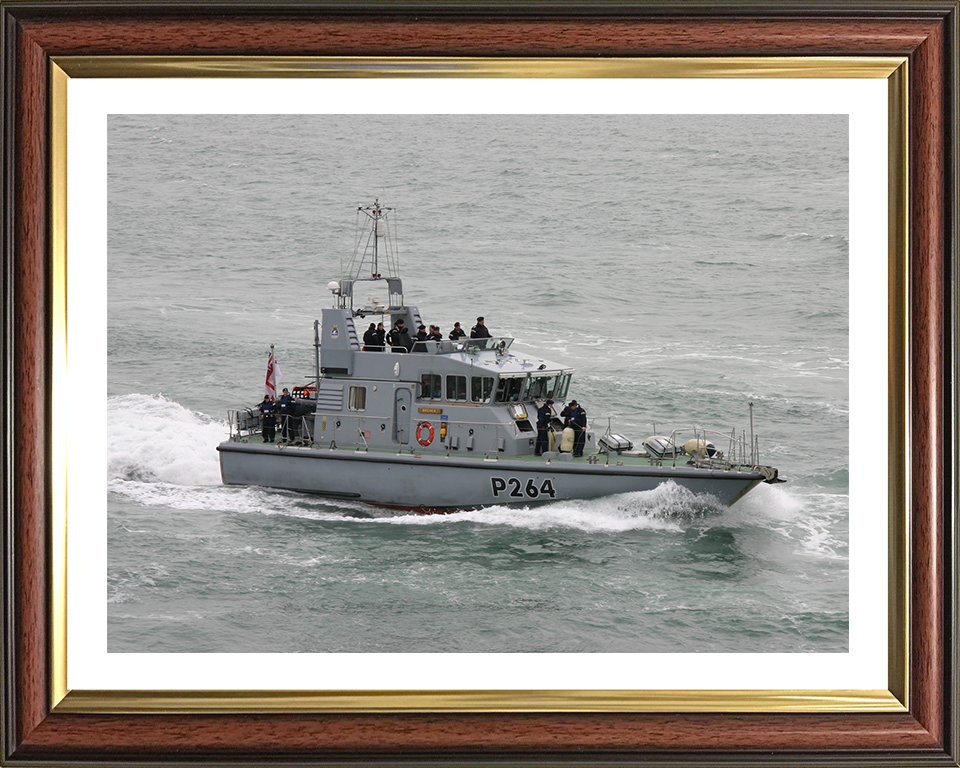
394,388 -> 412,444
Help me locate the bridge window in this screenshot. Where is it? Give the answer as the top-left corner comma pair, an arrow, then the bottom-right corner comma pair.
446,375 -> 467,402
495,377 -> 524,403
471,376 -> 494,403
420,374 -> 442,401
524,374 -> 559,401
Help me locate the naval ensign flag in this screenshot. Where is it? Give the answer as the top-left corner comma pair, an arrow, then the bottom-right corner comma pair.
265,348 -> 282,399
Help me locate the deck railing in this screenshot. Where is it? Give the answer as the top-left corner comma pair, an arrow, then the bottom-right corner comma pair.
227,410 -> 315,445
227,409 -> 527,456
227,407 -> 763,468
363,336 -> 514,355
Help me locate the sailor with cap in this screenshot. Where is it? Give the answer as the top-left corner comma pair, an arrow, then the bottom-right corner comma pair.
470,316 -> 491,340
567,401 -> 588,457
388,319 -> 409,352
535,398 -> 555,456
277,387 -> 296,442
258,394 -> 276,443
560,399 -> 578,422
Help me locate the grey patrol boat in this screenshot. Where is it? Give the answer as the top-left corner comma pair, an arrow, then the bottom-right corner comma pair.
218,201 -> 783,512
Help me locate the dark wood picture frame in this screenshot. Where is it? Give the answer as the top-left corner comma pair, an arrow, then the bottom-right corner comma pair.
2,2 -> 957,765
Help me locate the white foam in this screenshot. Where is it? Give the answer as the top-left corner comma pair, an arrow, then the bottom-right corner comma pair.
107,393 -> 225,486
727,483 -> 848,560
730,482 -> 806,520
374,483 -> 722,532
108,476 -> 360,524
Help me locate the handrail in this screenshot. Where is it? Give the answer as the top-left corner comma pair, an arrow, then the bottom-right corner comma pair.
584,416 -> 766,468
226,409 -> 531,446
365,337 -> 514,355
226,410 -> 316,446
227,407 -> 766,468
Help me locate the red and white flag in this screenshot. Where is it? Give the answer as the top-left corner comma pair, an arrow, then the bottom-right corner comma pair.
265,350 -> 282,398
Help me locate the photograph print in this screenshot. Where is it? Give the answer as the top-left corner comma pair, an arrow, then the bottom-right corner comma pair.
107,112 -> 849,655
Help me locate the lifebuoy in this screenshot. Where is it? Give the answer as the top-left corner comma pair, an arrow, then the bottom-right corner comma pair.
416,422 -> 435,446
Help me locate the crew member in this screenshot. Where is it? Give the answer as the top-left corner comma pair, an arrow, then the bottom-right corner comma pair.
398,324 -> 411,351
277,387 -> 296,441
388,319 -> 409,352
470,316 -> 491,339
449,322 -> 466,340
535,398 -> 554,456
362,323 -> 378,351
258,395 -> 276,443
566,402 -> 588,457
374,322 -> 386,351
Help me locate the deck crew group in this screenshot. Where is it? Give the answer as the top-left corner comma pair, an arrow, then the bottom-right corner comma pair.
362,316 -> 491,353
257,387 -> 301,444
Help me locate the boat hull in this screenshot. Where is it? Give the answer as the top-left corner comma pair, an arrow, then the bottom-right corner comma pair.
217,442 -> 763,510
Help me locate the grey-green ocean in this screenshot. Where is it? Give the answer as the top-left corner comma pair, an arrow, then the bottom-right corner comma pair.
108,114 -> 848,653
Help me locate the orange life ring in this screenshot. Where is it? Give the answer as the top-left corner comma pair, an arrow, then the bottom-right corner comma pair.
416,422 -> 435,446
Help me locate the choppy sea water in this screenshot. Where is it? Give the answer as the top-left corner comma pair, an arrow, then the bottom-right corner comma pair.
108,114 -> 849,653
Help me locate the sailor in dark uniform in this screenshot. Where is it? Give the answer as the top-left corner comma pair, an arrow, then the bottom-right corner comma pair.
427,325 -> 442,341
388,319 -> 408,352
362,323 -> 378,351
567,402 -> 588,457
470,316 -> 491,339
535,398 -> 554,456
374,322 -> 386,351
449,322 -> 466,341
277,387 -> 296,441
411,324 -> 429,352
559,399 -> 577,422
258,395 -> 276,443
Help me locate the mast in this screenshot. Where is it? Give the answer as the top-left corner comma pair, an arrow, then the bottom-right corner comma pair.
353,198 -> 396,281
333,199 -> 403,313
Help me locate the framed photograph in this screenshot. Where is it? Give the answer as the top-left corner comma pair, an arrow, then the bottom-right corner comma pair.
2,2 -> 957,765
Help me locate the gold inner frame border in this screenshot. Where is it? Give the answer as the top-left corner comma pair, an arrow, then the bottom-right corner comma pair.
49,55 -> 909,715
